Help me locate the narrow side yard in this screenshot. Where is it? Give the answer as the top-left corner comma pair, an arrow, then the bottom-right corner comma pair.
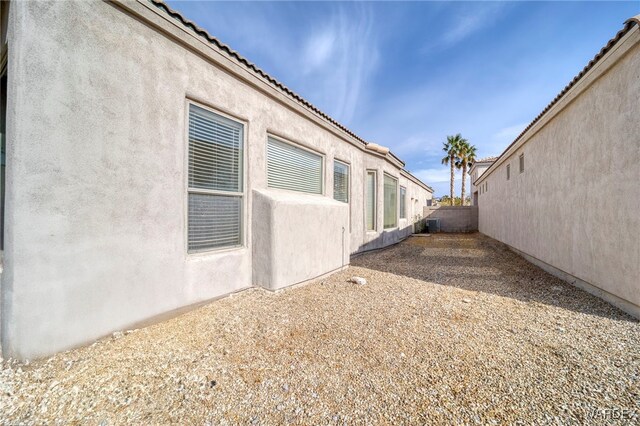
1,234 -> 638,424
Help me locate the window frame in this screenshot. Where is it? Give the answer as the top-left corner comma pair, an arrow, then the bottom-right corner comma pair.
266,134 -> 325,195
399,185 -> 407,219
383,173 -> 399,230
184,99 -> 248,254
333,158 -> 350,203
506,164 -> 510,180
519,153 -> 525,174
365,169 -> 377,232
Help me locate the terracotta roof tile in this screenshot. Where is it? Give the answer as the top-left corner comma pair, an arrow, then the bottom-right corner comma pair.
150,0 -> 371,148
476,156 -> 498,163
480,15 -> 640,179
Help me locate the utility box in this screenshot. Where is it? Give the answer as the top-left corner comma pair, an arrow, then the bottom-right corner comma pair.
427,218 -> 441,233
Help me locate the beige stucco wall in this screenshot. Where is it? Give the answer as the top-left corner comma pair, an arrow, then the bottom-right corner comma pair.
424,206 -> 478,233
1,1 -> 431,359
252,189 -> 350,291
476,26 -> 640,316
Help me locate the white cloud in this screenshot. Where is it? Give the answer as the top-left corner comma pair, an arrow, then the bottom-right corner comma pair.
299,4 -> 378,124
422,3 -> 509,53
303,29 -> 336,72
185,2 -> 378,126
493,122 -> 528,144
412,167 -> 452,184
411,165 -> 475,198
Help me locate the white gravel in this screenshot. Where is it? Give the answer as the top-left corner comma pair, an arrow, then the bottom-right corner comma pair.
1,233 -> 638,424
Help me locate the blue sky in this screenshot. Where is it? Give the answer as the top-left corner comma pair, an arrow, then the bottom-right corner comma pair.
167,1 -> 638,196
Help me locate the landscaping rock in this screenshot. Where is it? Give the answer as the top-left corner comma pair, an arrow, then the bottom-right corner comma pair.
1,234 -> 637,425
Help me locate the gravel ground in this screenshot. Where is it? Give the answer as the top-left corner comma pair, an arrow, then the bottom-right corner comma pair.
1,233 -> 639,424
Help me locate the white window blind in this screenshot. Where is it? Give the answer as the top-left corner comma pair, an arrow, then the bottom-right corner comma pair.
333,160 -> 349,203
267,137 -> 322,194
366,171 -> 376,231
188,104 -> 243,251
400,186 -> 406,219
384,174 -> 398,229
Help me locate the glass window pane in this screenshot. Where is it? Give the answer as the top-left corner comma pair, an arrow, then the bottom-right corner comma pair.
189,104 -> 243,192
384,174 -> 398,229
366,171 -> 376,231
267,137 -> 322,194
188,193 -> 242,251
333,161 -> 349,203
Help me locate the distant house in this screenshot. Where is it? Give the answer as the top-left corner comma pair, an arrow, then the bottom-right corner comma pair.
469,157 -> 497,206
0,1 -> 432,359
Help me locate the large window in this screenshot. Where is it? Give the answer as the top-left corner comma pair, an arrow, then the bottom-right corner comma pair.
267,137 -> 322,194
187,104 -> 244,251
383,174 -> 398,229
333,160 -> 349,203
366,171 -> 376,231
400,186 -> 406,219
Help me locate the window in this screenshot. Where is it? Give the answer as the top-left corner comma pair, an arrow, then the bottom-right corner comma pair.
333,160 -> 349,203
507,164 -> 510,180
267,137 -> 322,194
519,153 -> 525,173
366,171 -> 376,231
187,104 -> 243,251
400,186 -> 406,219
383,174 -> 398,229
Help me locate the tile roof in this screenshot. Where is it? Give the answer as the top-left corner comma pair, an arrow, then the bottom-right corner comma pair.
149,1 -> 370,148
479,15 -> 640,180
475,156 -> 498,163
144,0 -> 444,192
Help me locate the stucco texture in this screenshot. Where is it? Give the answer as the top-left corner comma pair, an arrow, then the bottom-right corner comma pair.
477,28 -> 640,315
1,1 -> 431,359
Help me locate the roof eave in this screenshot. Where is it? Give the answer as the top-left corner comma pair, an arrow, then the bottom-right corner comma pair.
475,15 -> 640,185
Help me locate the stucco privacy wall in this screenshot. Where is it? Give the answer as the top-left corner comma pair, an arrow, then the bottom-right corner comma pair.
476,22 -> 640,317
1,1 -> 431,359
424,207 -> 478,233
252,190 -> 349,291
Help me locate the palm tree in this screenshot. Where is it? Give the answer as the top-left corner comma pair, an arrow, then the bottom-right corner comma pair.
441,134 -> 465,203
456,141 -> 477,206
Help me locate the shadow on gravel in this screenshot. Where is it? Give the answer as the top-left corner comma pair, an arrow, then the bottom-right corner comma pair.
351,233 -> 637,322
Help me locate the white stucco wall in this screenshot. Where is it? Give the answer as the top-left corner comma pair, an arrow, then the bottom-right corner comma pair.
252,189 -> 350,290
1,1 -> 431,359
476,25 -> 640,317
